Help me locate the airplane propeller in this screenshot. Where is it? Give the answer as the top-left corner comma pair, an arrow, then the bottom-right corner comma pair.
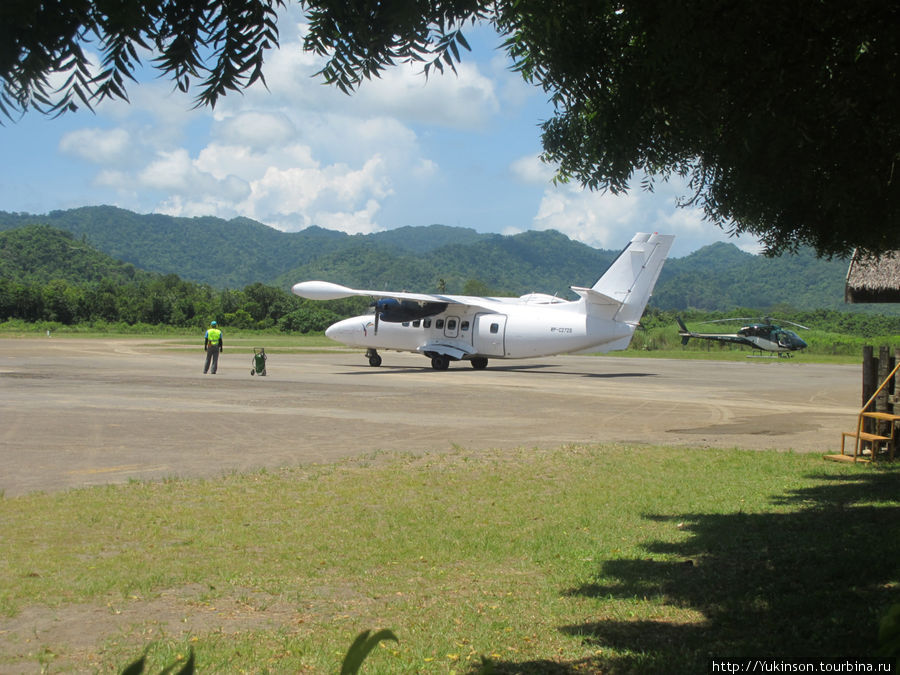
373,299 -> 383,335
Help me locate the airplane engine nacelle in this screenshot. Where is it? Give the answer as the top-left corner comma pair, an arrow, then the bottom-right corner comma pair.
376,298 -> 448,323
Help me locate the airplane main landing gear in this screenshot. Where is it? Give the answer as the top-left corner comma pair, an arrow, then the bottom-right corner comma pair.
430,354 -> 450,370
365,349 -> 382,367
470,357 -> 488,370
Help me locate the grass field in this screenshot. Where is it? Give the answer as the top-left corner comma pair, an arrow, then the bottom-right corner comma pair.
0,321 -> 900,363
1,445 -> 898,673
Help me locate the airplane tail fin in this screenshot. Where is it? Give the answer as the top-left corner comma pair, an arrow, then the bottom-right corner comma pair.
572,233 -> 674,324
676,316 -> 691,345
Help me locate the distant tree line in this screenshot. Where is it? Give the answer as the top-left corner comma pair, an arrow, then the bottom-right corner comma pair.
6,270 -> 900,342
0,275 -> 368,332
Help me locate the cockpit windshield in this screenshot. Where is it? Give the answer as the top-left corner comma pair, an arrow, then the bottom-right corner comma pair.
776,330 -> 806,349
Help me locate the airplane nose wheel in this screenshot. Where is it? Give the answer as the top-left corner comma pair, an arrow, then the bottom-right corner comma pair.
430,354 -> 450,370
470,357 -> 488,370
365,349 -> 382,367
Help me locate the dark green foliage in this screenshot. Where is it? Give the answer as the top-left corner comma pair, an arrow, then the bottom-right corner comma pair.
340,629 -> 398,675
278,306 -> 340,333
879,604 -> 900,668
0,224 -> 150,285
499,0 -> 900,257
117,630 -> 396,673
121,648 -> 194,674
369,224 -> 485,253
0,224 -> 335,331
0,0 -> 282,118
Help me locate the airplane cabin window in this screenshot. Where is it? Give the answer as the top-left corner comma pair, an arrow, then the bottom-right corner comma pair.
413,320 -> 421,327
424,319 -> 432,328
461,321 -> 470,331
402,322 -> 410,327
436,319 -> 445,329
447,319 -> 457,330
490,323 -> 499,334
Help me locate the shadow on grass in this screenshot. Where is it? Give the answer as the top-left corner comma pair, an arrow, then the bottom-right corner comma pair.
469,468 -> 900,674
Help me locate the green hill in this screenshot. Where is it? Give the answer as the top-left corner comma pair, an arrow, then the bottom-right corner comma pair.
657,243 -> 849,311
0,206 -> 871,312
0,225 -> 153,285
0,206 -> 351,288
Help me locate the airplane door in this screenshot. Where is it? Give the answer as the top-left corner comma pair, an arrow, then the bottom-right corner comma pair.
473,313 -> 507,357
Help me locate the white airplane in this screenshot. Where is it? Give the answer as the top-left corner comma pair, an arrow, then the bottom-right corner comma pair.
292,232 -> 674,370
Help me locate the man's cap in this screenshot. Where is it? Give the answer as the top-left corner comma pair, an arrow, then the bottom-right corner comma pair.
210,320 -> 217,326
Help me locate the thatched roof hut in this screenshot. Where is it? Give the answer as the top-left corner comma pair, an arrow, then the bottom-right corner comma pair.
845,249 -> 900,303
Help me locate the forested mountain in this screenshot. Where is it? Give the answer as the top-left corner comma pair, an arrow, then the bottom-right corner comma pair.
0,206 -> 861,311
655,243 -> 849,311
0,225 -> 153,285
0,206 -> 347,289
0,206 -> 616,295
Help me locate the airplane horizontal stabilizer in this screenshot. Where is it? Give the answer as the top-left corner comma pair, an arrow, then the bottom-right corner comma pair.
570,286 -> 623,308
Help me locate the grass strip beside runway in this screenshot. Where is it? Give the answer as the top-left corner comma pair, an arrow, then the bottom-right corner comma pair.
1,445 -> 898,672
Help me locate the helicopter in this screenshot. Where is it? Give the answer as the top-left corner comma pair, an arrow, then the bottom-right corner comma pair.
676,316 -> 809,356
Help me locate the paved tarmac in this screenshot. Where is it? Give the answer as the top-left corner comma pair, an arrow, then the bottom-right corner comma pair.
0,338 -> 861,496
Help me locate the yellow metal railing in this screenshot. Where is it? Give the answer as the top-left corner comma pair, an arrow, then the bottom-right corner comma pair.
850,360 -> 900,459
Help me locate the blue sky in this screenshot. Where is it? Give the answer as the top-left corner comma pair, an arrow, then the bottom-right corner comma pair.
0,7 -> 759,258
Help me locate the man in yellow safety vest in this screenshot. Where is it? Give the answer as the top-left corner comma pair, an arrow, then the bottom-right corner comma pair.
203,320 -> 223,374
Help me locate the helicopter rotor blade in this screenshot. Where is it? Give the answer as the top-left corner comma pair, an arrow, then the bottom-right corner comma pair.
777,319 -> 810,330
698,316 -> 809,330
699,317 -> 756,326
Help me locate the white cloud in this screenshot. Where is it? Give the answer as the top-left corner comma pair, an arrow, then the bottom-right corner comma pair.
531,184 -> 639,248
219,111 -> 297,150
139,149 -> 200,191
525,174 -> 762,256
138,149 -> 251,214
510,153 -> 555,184
313,199 -> 383,235
235,155 -> 392,228
233,11 -> 501,131
195,142 -> 316,181
350,61 -> 499,130
59,128 -> 131,164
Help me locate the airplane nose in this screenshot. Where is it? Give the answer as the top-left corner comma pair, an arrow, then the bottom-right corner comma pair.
324,317 -> 362,343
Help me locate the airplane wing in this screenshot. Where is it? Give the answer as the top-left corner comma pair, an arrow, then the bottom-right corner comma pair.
291,281 -> 508,313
